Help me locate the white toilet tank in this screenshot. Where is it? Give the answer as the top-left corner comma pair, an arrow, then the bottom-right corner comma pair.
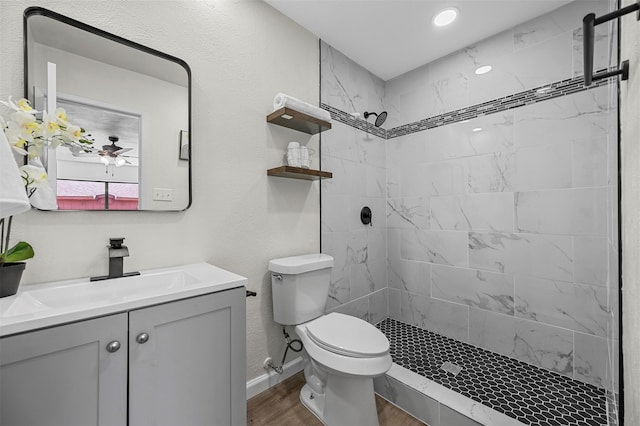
269,254 -> 334,325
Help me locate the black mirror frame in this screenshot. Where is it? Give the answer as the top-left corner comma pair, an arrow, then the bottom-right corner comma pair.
23,6 -> 192,211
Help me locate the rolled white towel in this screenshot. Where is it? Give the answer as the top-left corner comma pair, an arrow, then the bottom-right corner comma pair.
273,93 -> 331,122
0,130 -> 30,218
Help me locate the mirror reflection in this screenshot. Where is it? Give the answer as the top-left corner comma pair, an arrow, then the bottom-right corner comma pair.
25,7 -> 191,211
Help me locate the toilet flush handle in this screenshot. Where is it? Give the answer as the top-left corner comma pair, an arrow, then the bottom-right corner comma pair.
272,274 -> 283,281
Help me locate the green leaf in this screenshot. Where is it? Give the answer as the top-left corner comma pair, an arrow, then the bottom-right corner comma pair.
1,241 -> 35,263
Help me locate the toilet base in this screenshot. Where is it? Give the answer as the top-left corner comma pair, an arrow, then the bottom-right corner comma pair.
299,373 -> 380,426
300,384 -> 326,424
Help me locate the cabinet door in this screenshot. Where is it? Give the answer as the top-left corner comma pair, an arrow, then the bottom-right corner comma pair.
129,287 -> 246,426
0,313 -> 128,426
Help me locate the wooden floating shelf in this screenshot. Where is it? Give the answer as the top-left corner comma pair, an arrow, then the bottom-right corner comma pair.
267,166 -> 332,181
267,107 -> 332,135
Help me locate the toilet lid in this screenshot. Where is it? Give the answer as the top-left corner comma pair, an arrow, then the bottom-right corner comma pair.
305,313 -> 389,358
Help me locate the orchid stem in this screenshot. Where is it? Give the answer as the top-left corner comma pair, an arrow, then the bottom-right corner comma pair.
0,217 -> 5,253
4,216 -> 13,254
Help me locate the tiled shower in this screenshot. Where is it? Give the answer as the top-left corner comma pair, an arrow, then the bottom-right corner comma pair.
320,1 -> 619,424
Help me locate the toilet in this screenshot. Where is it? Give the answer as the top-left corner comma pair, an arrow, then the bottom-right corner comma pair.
269,253 -> 391,426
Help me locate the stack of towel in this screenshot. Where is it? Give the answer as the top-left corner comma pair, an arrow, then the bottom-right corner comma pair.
273,93 -> 331,123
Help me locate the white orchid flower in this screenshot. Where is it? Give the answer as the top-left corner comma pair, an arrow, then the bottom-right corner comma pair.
10,110 -> 41,139
0,117 -> 24,155
3,125 -> 29,155
10,142 -> 28,156
65,124 -> 83,141
16,98 -> 36,114
54,108 -> 69,126
2,96 -> 95,199
26,140 -> 46,159
4,120 -> 34,153
40,111 -> 62,141
0,97 -> 38,115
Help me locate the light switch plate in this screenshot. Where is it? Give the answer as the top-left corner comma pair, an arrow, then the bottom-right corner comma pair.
153,188 -> 173,201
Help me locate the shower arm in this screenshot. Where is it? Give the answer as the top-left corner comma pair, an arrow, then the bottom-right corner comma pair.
583,0 -> 639,86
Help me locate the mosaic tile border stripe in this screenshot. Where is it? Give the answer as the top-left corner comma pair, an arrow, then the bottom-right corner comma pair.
321,72 -> 612,139
385,73 -> 611,139
320,103 -> 387,139
377,318 -> 610,426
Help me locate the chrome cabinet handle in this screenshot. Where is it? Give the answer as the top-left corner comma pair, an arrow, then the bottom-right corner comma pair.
136,333 -> 150,344
106,341 -> 121,353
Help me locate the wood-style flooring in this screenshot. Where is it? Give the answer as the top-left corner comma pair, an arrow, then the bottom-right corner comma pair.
247,371 -> 427,426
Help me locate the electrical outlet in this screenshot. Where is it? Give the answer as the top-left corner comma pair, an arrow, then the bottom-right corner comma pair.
153,188 -> 173,201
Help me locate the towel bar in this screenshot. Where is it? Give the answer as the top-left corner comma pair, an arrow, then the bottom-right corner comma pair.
583,0 -> 639,86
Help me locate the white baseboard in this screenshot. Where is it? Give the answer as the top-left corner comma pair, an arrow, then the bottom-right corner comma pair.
246,356 -> 304,400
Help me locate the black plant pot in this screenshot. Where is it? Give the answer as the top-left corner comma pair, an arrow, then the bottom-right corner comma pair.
0,262 -> 26,298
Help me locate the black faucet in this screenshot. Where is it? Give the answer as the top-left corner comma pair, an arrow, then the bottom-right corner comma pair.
90,237 -> 140,282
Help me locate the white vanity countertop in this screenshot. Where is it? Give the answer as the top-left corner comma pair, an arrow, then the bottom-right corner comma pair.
0,262 -> 247,337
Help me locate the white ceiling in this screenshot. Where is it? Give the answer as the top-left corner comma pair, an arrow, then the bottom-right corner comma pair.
265,0 -> 574,81
29,14 -> 188,87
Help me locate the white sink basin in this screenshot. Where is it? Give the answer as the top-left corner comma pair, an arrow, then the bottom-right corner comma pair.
29,270 -> 199,309
0,263 -> 247,337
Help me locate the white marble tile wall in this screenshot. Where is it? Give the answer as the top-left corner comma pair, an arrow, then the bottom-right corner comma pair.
401,229 -> 468,267
320,0 -> 617,391
514,277 -> 609,336
385,1 -> 610,127
468,308 -> 575,375
515,188 -> 608,236
388,83 -> 615,382
512,88 -> 609,151
320,45 -> 388,319
430,193 -> 514,231
468,232 -> 573,281
328,288 -> 389,326
320,41 -> 386,119
431,265 -> 514,316
390,288 -> 470,342
574,331 -> 619,390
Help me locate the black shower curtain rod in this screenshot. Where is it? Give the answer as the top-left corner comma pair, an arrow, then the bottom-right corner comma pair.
583,0 -> 639,86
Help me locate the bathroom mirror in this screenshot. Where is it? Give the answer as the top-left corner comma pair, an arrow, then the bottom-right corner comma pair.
24,7 -> 191,211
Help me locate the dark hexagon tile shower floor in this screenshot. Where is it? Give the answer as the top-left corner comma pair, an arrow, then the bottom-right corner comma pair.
376,318 -> 609,426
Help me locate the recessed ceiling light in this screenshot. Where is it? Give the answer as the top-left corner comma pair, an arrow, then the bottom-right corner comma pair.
475,65 -> 492,75
472,127 -> 483,132
433,8 -> 458,27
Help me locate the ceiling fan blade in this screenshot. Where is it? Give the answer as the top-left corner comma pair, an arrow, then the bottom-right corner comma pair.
113,147 -> 133,155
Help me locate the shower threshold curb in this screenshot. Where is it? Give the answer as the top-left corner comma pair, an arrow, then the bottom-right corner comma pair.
375,363 -> 524,426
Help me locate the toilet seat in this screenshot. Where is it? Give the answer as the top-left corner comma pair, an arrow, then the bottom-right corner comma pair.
305,313 -> 389,358
295,314 -> 391,377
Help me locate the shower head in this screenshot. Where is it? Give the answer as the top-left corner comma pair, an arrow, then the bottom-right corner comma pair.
364,111 -> 388,127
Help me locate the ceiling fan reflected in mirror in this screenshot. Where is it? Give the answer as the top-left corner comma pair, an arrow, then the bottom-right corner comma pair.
98,135 -> 134,173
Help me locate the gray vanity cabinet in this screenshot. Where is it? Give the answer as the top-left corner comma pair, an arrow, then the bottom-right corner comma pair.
0,286 -> 246,426
0,313 -> 129,426
129,287 -> 247,426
